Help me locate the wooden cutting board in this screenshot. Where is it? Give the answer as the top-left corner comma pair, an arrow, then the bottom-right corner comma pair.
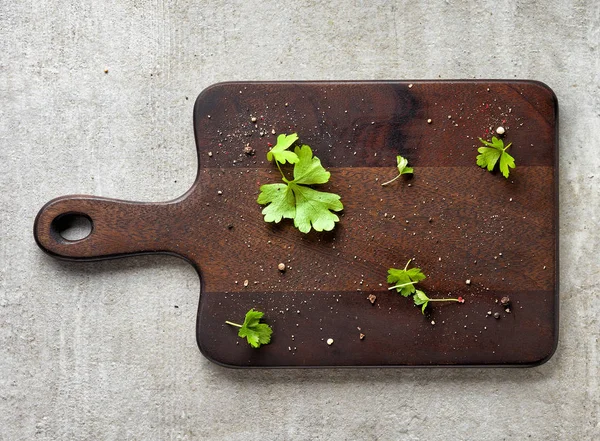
34,81 -> 558,367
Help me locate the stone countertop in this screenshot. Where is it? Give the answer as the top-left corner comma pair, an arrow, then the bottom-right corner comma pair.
1,1 -> 598,439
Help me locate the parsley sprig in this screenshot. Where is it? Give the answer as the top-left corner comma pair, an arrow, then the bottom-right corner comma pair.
476,136 -> 515,178
381,155 -> 413,186
257,133 -> 343,233
387,259 -> 464,314
226,308 -> 273,348
387,258 -> 425,296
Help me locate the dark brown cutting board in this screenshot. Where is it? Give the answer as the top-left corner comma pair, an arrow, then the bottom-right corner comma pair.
34,81 -> 558,367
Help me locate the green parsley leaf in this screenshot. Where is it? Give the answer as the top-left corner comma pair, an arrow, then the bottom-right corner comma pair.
258,140 -> 343,233
413,290 -> 429,314
256,183 -> 295,223
266,133 -> 300,164
381,155 -> 413,186
396,155 -> 414,175
288,181 -> 343,233
226,309 -> 273,348
292,144 -> 331,184
476,136 -> 515,178
386,259 -> 426,297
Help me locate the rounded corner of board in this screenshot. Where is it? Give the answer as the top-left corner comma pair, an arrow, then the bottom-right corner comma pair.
196,338 -> 240,369
521,80 -> 559,112
520,337 -> 559,368
193,82 -> 231,113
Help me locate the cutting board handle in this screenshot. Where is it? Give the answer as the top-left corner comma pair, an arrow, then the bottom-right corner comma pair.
34,195 -> 178,261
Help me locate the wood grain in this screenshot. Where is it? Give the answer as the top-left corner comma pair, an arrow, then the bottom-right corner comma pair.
34,81 -> 558,367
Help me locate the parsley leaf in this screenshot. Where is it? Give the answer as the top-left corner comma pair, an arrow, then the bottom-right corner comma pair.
257,183 -> 295,223
258,137 -> 343,233
266,133 -> 300,164
381,155 -> 413,186
413,290 -> 429,314
292,144 -> 331,184
288,181 -> 343,233
226,308 -> 273,348
386,259 -> 426,297
476,136 -> 515,178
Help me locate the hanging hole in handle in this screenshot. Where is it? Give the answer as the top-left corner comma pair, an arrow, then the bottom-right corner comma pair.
50,213 -> 93,242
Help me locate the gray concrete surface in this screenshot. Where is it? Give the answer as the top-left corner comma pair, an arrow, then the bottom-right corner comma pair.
1,0 -> 599,439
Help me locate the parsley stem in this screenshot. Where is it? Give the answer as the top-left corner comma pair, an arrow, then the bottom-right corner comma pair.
427,298 -> 461,302
225,321 -> 242,328
381,174 -> 401,186
387,281 -> 417,290
275,161 -> 288,181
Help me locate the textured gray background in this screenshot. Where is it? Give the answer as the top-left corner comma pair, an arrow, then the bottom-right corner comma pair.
1,0 -> 599,440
